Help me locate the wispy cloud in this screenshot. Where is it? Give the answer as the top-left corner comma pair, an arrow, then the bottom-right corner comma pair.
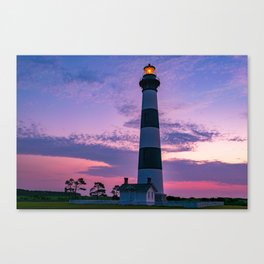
116,101 -> 139,117
227,136 -> 247,142
124,117 -> 220,151
17,121 -> 46,138
17,122 -> 247,186
17,55 -> 248,128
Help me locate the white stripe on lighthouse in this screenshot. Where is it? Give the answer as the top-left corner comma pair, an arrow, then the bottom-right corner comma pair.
138,169 -> 164,193
139,127 -> 161,148
142,90 -> 158,110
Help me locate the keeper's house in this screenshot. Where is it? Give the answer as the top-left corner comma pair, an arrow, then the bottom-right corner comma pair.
119,177 -> 157,206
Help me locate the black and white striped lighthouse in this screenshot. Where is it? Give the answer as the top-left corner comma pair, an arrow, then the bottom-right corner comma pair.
138,64 -> 164,196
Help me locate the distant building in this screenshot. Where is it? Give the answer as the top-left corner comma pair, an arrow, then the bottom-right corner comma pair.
119,177 -> 157,206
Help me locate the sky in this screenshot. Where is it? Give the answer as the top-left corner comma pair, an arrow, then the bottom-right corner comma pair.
17,55 -> 248,198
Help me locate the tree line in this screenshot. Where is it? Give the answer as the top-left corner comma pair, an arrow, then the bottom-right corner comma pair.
64,177 -> 120,199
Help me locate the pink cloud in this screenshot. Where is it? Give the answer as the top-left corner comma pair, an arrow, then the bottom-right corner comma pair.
17,154 -> 136,195
17,154 -> 247,198
164,180 -> 247,198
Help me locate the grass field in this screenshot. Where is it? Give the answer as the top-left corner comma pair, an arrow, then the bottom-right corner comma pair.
17,202 -> 247,209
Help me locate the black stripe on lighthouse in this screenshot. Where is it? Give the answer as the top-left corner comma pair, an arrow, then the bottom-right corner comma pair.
138,147 -> 162,169
141,108 -> 159,128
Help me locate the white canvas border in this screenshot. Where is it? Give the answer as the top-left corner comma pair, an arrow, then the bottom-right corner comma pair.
0,1 -> 263,264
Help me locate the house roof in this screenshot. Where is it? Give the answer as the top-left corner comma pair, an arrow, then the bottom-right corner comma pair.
119,183 -> 157,193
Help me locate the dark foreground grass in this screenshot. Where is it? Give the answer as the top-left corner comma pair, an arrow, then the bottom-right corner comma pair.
17,202 -> 180,209
17,202 -> 247,209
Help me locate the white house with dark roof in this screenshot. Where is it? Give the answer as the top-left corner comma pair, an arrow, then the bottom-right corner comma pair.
119,177 -> 157,206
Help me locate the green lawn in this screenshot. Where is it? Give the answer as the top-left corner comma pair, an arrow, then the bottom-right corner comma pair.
17,202 -> 247,209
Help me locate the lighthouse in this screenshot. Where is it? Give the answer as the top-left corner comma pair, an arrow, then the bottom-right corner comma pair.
138,64 -> 164,200
119,64 -> 165,205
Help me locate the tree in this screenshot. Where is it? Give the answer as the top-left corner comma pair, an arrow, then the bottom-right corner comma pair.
65,178 -> 86,197
65,178 -> 75,193
111,185 -> 120,200
90,182 -> 106,199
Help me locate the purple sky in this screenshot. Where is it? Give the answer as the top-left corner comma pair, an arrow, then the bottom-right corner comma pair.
17,56 -> 247,198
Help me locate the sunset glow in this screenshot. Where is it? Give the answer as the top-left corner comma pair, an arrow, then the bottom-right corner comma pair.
17,55 -> 247,198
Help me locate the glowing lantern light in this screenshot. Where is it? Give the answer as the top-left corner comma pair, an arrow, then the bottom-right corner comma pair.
144,64 -> 155,75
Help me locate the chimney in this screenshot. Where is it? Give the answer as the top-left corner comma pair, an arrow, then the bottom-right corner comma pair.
124,177 -> 128,184
147,177 -> 151,184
